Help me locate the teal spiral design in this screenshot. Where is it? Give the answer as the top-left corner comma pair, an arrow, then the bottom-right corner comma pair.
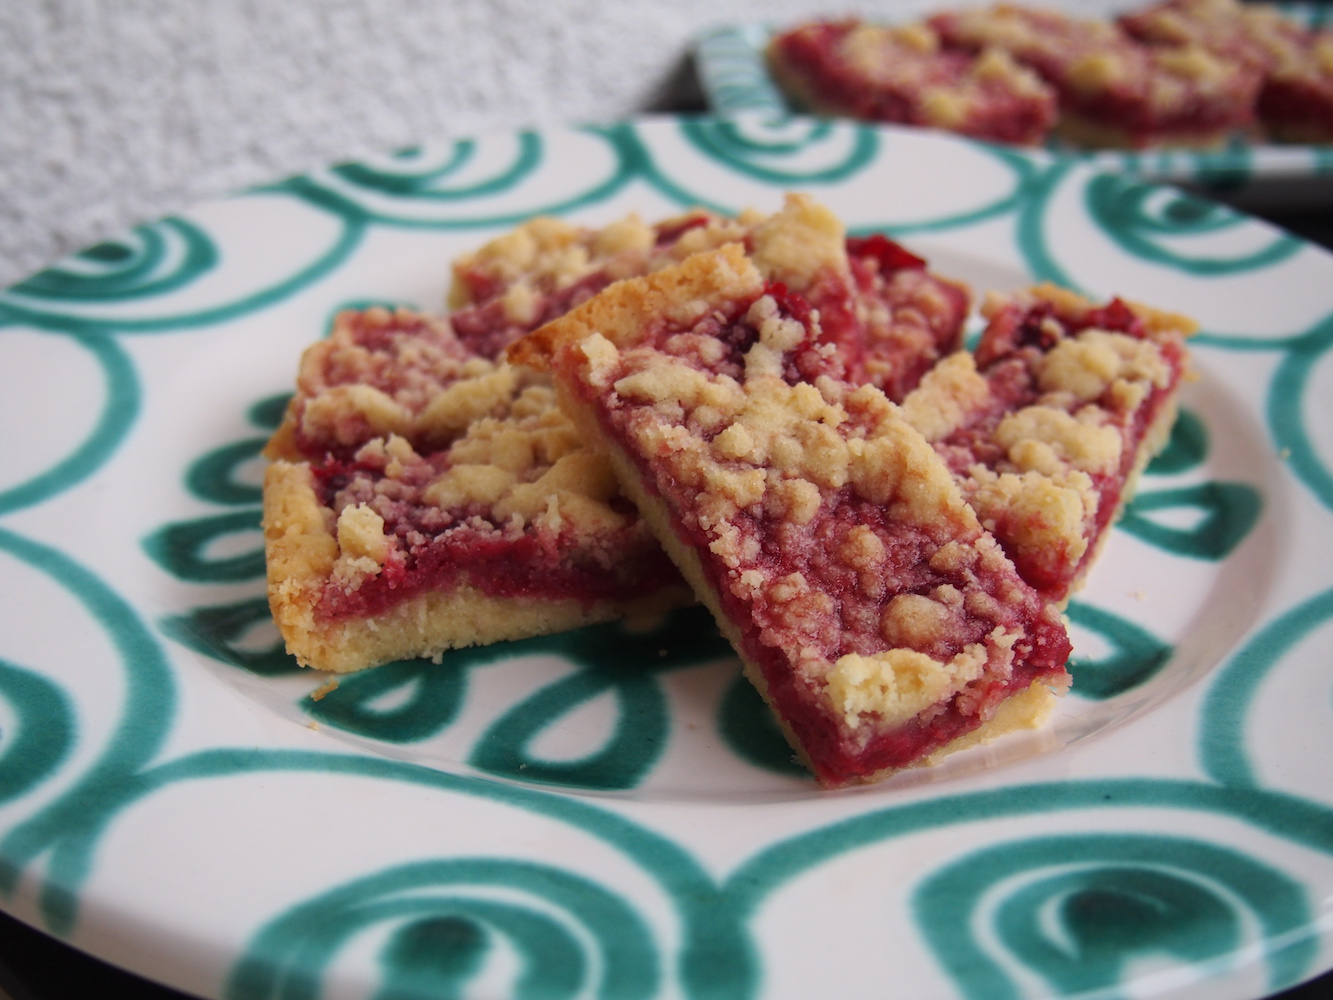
301,605 -> 733,790
9,747 -> 756,998
228,859 -> 660,1000
151,391 -> 288,673
303,656 -> 470,742
1016,159 -> 1304,291
914,834 -> 1314,999
6,218 -> 217,302
143,510 -> 265,583
0,328 -> 140,516
1083,173 -> 1302,275
631,117 -> 1044,236
1119,482 -> 1263,560
1267,309 -> 1333,512
678,117 -> 878,185
1146,408 -> 1208,475
277,129 -> 633,231
1065,602 -> 1172,700
331,139 -> 534,199
0,528 -> 175,931
716,673 -> 805,777
160,596 -> 298,677
1200,585 -> 1333,788
723,779 -> 1333,998
0,659 -> 75,806
0,208 -> 366,333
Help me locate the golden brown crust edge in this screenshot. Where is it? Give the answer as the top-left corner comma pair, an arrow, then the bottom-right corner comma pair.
262,460 -> 338,668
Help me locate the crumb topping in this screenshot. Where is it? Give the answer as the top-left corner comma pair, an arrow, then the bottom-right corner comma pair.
447,209 -> 758,358
308,399 -> 672,619
274,306 -> 499,458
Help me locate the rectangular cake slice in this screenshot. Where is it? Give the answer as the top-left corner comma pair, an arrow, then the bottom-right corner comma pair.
509,245 -> 1072,786
900,283 -> 1195,606
263,305 -> 692,674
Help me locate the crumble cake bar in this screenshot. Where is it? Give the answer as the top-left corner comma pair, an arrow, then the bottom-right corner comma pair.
928,3 -> 1261,148
262,307 -> 689,673
901,283 -> 1195,606
767,19 -> 1058,146
446,209 -> 759,358
510,245 -> 1072,787
1121,0 -> 1333,143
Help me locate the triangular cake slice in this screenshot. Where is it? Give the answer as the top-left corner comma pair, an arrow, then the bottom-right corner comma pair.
900,282 -> 1195,606
510,245 -> 1071,786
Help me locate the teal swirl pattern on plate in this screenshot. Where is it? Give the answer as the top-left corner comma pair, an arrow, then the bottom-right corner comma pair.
0,117 -> 1330,1000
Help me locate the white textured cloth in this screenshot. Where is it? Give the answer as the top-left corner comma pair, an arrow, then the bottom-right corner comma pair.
0,0 -> 1129,289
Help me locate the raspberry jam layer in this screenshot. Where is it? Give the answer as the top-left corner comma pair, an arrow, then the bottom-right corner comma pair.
309,446 -> 678,622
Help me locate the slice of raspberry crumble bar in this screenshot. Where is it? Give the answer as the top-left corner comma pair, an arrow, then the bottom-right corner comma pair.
901,283 -> 1195,606
263,306 -> 690,673
447,196 -> 970,401
928,3 -> 1261,148
1120,0 -> 1333,143
767,19 -> 1058,146
510,245 -> 1072,787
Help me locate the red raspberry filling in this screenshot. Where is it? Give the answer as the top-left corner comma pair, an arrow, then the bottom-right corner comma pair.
309,449 -> 677,622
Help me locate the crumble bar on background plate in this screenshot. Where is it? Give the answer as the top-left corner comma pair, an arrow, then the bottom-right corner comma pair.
262,195 -> 969,674
766,18 -> 1058,146
927,3 -> 1261,148
902,283 -> 1195,606
509,244 -> 1073,787
1119,0 -> 1333,143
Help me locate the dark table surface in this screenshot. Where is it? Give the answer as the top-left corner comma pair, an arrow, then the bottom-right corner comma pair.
1,197 -> 1331,1000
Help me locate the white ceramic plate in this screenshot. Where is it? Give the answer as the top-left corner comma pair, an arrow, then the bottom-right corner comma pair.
1,116 -> 1332,1000
695,3 -> 1333,211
